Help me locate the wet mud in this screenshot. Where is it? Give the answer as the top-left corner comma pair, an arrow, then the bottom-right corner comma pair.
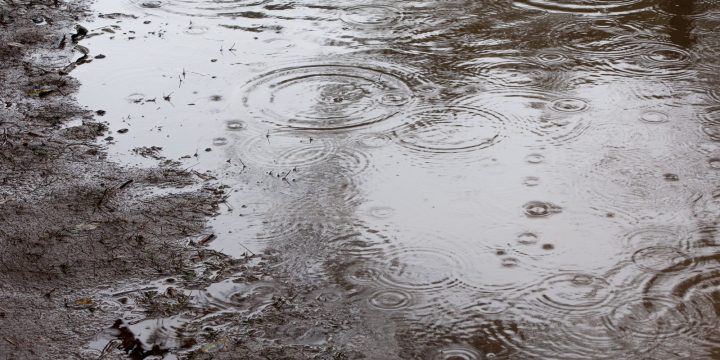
5,0 -> 720,359
0,1 -> 225,358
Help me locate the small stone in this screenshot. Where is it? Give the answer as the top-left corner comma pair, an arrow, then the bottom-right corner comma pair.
117,128 -> 129,134
96,110 -> 106,116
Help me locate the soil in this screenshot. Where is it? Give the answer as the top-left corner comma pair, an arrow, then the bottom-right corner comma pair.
0,2 -> 403,359
0,1 -> 223,358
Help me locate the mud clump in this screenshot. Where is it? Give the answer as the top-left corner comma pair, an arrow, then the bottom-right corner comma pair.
0,1 -> 223,358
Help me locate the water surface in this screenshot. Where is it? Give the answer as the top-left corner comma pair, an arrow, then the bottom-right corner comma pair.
75,0 -> 720,358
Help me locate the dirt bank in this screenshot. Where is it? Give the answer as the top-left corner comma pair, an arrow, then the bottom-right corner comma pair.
0,1 -> 226,358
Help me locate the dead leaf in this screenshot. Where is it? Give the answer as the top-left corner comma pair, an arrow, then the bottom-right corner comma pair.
74,223 -> 98,231
75,298 -> 94,306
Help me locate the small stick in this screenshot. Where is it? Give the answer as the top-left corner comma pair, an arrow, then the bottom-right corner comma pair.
198,234 -> 216,246
96,188 -> 110,209
98,339 -> 121,359
118,179 -> 133,189
220,195 -> 233,210
238,243 -> 255,256
182,162 -> 200,171
186,70 -> 209,77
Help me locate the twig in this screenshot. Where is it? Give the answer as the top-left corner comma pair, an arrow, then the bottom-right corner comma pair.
117,179 -> 133,189
186,70 -> 209,77
198,234 -> 216,246
182,161 -> 200,171
238,242 -> 255,256
96,187 -> 110,209
98,339 -> 121,359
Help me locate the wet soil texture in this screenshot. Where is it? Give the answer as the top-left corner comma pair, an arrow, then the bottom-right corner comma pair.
6,0 -> 720,359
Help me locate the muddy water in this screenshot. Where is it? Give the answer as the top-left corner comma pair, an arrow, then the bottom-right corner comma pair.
74,0 -> 720,358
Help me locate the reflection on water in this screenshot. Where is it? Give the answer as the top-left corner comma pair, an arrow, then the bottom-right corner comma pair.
75,0 -> 720,358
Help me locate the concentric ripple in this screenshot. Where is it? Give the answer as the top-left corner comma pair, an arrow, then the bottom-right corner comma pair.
329,147 -> 372,176
340,5 -> 402,27
668,270 -> 720,346
569,147 -> 704,218
534,50 -> 571,66
700,106 -> 720,134
603,295 -> 702,340
212,137 -> 228,146
460,246 -> 544,292
235,130 -> 337,168
392,106 -> 506,159
640,110 -> 670,124
631,246 -> 694,273
514,0 -> 653,14
622,227 -> 689,249
458,58 -> 550,88
550,98 -> 589,112
368,289 -> 413,310
464,89 -> 591,145
548,20 -> 648,57
376,245 -> 466,292
354,133 -> 393,148
197,280 -> 279,314
523,201 -> 562,217
463,298 -> 512,315
342,263 -> 383,285
328,227 -> 389,260
239,64 -> 415,131
225,119 -> 246,131
525,153 -> 545,164
129,0 -> 270,18
366,205 -> 395,219
523,273 -> 614,313
598,42 -> 694,80
710,158 -> 720,170
431,345 -> 483,360
536,313 -> 661,360
517,232 -> 539,245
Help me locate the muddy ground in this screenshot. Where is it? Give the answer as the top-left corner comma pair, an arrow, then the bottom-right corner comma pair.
0,2 -> 406,359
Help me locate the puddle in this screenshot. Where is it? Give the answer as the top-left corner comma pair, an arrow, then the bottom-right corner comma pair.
73,0 -> 720,358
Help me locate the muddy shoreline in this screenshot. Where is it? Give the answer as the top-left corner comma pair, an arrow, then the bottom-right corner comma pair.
0,1 -> 224,358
